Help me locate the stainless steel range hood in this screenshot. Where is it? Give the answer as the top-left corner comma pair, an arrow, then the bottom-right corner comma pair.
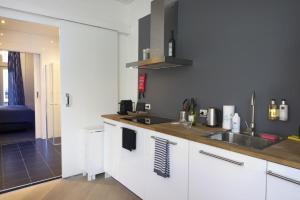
126,0 -> 193,69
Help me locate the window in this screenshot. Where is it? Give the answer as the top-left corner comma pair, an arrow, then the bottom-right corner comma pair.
0,50 -> 8,104
3,68 -> 8,103
0,50 -> 8,63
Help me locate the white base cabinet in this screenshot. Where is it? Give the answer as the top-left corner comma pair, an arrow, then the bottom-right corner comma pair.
144,130 -> 189,200
266,162 -> 300,200
103,120 -> 121,180
103,121 -> 189,200
103,119 -> 300,200
189,141 -> 266,200
117,124 -> 146,198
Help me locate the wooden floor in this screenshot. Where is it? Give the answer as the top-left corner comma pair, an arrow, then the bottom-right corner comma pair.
0,174 -> 140,200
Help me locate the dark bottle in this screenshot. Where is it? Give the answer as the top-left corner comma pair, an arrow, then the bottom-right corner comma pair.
168,30 -> 176,57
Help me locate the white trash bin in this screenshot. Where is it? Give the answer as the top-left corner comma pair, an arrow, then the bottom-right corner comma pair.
80,126 -> 104,181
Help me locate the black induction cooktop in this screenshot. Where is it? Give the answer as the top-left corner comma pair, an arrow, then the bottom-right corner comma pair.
123,116 -> 173,125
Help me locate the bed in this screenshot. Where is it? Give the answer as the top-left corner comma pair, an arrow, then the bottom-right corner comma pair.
0,105 -> 35,132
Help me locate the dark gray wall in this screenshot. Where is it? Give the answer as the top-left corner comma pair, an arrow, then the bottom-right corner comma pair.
139,0 -> 300,136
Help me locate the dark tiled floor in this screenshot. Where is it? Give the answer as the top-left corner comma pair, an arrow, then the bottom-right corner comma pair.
0,138 -> 61,191
0,129 -> 35,145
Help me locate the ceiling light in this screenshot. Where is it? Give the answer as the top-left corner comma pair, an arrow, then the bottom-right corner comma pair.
50,40 -> 54,44
0,33 -> 3,36
1,20 -> 5,24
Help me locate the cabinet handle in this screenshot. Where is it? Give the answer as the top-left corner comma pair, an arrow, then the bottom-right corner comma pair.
267,170 -> 300,186
199,150 -> 244,166
104,122 -> 116,127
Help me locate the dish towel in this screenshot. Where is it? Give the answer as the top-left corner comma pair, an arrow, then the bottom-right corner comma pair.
154,137 -> 170,178
122,128 -> 136,151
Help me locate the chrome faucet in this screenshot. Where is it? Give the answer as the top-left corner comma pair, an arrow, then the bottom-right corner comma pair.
244,91 -> 255,136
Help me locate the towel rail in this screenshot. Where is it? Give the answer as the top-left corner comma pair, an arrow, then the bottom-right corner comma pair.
150,136 -> 177,145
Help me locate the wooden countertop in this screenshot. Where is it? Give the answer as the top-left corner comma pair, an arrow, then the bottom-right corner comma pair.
102,114 -> 300,170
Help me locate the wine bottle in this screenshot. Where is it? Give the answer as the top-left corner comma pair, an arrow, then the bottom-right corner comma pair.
168,30 -> 176,57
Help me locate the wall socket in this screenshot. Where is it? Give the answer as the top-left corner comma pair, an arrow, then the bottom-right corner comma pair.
145,104 -> 151,110
199,109 -> 208,117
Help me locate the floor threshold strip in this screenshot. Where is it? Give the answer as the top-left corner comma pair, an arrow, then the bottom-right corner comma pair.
0,176 -> 62,194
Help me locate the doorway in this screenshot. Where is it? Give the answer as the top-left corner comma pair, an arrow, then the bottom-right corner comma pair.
0,17 -> 62,192
0,51 -> 37,144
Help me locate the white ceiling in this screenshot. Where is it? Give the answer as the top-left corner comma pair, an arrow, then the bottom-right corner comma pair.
0,17 -> 59,37
114,0 -> 135,5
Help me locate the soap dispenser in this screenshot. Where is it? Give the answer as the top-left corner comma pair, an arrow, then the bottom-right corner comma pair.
279,99 -> 288,121
268,99 -> 279,121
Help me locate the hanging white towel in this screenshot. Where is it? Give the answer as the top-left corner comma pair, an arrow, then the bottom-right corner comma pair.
153,137 -> 170,178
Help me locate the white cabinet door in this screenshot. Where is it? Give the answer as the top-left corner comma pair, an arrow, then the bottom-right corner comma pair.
144,130 -> 189,200
189,141 -> 266,200
103,120 -> 121,179
117,123 -> 146,199
267,162 -> 300,200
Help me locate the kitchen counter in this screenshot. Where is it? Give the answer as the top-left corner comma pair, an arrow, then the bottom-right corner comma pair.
102,114 -> 300,170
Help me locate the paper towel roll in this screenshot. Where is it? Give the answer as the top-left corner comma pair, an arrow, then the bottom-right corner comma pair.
222,105 -> 235,130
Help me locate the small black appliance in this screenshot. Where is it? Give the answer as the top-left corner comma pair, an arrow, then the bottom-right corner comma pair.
118,100 -> 133,115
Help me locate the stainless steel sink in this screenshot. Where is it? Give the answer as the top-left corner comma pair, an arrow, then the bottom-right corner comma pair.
208,132 -> 283,150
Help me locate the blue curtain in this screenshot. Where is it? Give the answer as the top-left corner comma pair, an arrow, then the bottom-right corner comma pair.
8,51 -> 25,105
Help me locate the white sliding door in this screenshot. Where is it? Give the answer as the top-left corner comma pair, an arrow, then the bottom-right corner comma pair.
60,21 -> 118,178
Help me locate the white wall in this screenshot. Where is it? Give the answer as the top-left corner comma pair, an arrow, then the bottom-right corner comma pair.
118,0 -> 151,102
0,0 -> 130,33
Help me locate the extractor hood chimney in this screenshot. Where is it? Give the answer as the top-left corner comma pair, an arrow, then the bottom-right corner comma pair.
126,0 -> 193,69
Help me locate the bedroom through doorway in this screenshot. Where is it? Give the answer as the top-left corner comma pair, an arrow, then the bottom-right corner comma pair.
0,17 -> 61,192
0,51 -> 37,145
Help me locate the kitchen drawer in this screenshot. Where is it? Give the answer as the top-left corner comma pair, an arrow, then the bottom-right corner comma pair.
266,162 -> 300,200
268,162 -> 300,181
189,141 -> 266,200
